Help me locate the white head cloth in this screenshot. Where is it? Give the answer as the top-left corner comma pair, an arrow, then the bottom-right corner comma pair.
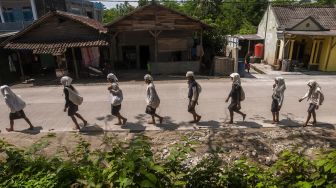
0,85 -> 26,112
230,73 -> 241,85
60,76 -> 73,86
186,71 -> 194,78
144,74 -> 153,81
107,73 -> 118,82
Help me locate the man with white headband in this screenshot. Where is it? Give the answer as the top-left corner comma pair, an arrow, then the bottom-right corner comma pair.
60,76 -> 88,130
0,85 -> 34,132
186,71 -> 202,123
144,74 -> 163,124
107,74 -> 127,125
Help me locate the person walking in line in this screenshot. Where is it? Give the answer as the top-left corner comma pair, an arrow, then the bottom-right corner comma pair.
61,76 -> 87,130
0,85 -> 34,132
225,73 -> 246,124
299,80 -> 324,127
107,73 -> 127,125
245,51 -> 252,73
144,74 -> 163,125
271,77 -> 286,124
186,71 -> 201,123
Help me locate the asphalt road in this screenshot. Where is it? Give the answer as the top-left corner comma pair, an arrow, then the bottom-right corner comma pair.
1,73 -> 336,133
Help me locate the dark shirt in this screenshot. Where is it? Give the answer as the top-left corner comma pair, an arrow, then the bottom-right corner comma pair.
63,85 -> 76,108
229,84 -> 241,102
188,80 -> 198,100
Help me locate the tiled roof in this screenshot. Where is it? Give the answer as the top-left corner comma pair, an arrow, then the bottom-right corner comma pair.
272,6 -> 336,30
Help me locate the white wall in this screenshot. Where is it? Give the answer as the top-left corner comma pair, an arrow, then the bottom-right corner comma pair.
257,6 -> 279,65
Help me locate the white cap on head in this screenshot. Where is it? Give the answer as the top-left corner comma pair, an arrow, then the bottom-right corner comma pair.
144,74 -> 153,81
60,76 -> 73,86
186,71 -> 194,78
107,73 -> 118,82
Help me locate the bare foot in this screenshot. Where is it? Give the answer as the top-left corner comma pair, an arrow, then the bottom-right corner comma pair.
312,121 -> 317,126
83,121 -> 88,127
122,118 -> 127,125
243,114 -> 246,121
115,122 -> 122,125
196,116 -> 201,123
228,121 -> 233,124
189,120 -> 196,123
6,128 -> 13,132
159,117 -> 163,124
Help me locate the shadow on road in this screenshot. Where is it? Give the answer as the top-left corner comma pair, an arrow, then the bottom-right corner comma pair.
235,121 -> 263,128
80,124 -> 104,136
196,120 -> 221,129
15,126 -> 43,135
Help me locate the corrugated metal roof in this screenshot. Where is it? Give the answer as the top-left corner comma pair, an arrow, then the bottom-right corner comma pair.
233,34 -> 264,40
272,6 -> 336,30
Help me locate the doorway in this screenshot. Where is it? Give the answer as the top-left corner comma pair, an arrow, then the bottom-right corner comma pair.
122,46 -> 137,69
139,45 -> 150,70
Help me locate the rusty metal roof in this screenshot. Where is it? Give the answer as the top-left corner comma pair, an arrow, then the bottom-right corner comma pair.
5,40 -> 108,55
272,5 -> 336,30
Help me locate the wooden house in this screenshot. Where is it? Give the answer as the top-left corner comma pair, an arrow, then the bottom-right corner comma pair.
105,3 -> 210,74
1,10 -> 108,80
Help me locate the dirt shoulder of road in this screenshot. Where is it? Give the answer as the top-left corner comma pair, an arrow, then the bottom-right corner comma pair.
1,127 -> 335,165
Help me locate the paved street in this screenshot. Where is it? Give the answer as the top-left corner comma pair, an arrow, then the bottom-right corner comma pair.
1,72 -> 336,133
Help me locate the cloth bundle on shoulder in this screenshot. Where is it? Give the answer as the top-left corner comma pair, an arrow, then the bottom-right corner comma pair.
66,87 -> 83,105
0,85 -> 26,113
61,76 -> 83,105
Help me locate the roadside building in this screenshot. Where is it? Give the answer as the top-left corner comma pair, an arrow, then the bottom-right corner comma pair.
105,3 -> 210,74
258,5 -> 336,71
1,11 -> 108,82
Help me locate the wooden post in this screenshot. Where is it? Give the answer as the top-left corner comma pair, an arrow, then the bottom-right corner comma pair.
136,45 -> 140,69
200,29 -> 203,46
149,30 -> 161,63
71,48 -> 79,79
16,51 -> 25,80
309,40 -> 317,65
324,37 -> 336,70
288,40 -> 294,60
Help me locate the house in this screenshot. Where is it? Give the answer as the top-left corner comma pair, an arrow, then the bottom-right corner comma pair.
105,3 -> 210,74
0,0 -> 103,32
258,5 -> 336,71
1,11 -> 108,82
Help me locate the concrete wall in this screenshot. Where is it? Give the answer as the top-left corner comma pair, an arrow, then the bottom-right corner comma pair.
150,61 -> 200,75
257,6 -> 279,65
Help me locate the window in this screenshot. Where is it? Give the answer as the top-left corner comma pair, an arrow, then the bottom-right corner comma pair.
22,7 -> 33,21
3,8 -> 14,22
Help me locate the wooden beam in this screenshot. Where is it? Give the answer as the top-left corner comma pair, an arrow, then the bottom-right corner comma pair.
71,48 -> 79,79
16,51 -> 25,80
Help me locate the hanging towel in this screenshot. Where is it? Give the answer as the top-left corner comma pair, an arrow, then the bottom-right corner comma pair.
196,45 -> 204,57
8,56 -> 16,72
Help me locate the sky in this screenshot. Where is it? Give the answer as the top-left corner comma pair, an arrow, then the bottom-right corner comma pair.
91,1 -> 138,9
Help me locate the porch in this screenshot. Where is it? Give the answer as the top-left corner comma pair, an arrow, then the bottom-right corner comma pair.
276,32 -> 336,71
